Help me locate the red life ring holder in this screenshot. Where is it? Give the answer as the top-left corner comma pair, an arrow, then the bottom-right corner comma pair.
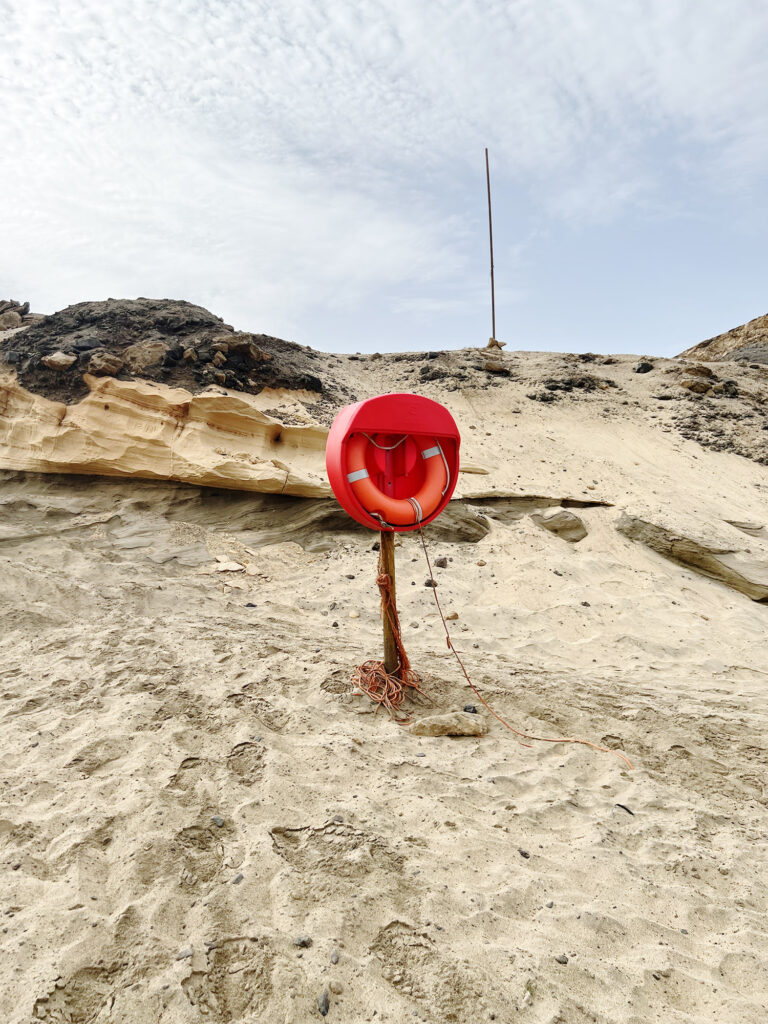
345,432 -> 448,526
326,393 -> 460,532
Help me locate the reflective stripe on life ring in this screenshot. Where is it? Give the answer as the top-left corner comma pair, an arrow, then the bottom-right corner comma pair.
345,433 -> 447,526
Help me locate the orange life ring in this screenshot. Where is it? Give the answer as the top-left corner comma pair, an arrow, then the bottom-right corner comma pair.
345,433 -> 448,526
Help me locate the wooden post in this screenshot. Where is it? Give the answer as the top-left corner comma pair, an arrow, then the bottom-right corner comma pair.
379,529 -> 398,676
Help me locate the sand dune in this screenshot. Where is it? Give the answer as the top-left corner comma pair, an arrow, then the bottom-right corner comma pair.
1,309 -> 767,1022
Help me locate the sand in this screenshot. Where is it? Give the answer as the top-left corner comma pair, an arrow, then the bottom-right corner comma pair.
1,343 -> 767,1023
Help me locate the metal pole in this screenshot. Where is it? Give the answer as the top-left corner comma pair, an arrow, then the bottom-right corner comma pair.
485,147 -> 496,341
379,529 -> 398,676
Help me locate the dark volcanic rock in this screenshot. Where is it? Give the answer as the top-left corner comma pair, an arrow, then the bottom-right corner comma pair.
1,298 -> 350,405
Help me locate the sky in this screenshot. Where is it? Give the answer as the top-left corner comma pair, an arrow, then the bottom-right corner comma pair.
2,0 -> 768,356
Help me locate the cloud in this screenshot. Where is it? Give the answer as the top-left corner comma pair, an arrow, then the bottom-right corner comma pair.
2,0 -> 767,348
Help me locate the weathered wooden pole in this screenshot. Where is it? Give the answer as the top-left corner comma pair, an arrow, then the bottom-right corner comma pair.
379,529 -> 399,676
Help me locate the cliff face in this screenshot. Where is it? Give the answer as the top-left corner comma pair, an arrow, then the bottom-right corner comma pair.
678,311 -> 768,363
0,372 -> 330,497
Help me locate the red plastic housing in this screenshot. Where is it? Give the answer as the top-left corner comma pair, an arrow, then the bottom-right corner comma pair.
325,393 -> 461,532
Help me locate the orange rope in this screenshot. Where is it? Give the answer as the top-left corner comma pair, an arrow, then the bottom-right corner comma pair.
351,547 -> 428,722
416,526 -> 634,771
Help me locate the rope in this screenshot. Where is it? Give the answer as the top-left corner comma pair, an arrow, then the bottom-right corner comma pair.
416,526 -> 634,770
350,546 -> 429,722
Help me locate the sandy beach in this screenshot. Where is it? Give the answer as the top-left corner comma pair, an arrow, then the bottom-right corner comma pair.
1,319 -> 767,1022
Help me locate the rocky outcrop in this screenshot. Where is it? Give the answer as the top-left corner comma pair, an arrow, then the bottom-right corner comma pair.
0,372 -> 330,497
0,298 -> 347,405
0,299 -> 39,331
616,513 -> 768,602
678,312 -> 768,364
529,508 -> 588,542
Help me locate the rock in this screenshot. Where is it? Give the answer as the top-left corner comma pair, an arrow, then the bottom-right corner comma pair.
212,350 -> 227,367
424,578 -> 437,587
294,935 -> 312,948
484,359 -> 511,376
42,351 -> 77,371
330,949 -> 340,964
555,955 -> 569,965
317,989 -> 330,1016
518,848 -> 530,859
232,873 -> 243,884
486,337 -> 506,349
476,559 -> 487,567
211,815 -> 224,828
463,705 -> 478,713
435,556 -> 448,568
633,360 -> 654,373
408,712 -> 488,737
680,377 -> 712,394
530,508 -> 588,543
349,610 -> 360,619
176,948 -> 194,960
446,611 -> 459,621
616,512 -> 768,602
329,981 -> 343,994
546,901 -> 554,908
183,347 -> 198,362
0,311 -> 23,330
122,340 -> 167,373
214,560 -> 245,572
87,350 -> 125,376
681,364 -> 716,379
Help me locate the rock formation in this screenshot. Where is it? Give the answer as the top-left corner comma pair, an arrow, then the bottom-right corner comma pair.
678,311 -> 768,364
0,372 -> 329,497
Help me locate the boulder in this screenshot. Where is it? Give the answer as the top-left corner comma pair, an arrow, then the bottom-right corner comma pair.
530,508 -> 588,542
42,351 -> 77,371
88,350 -> 125,375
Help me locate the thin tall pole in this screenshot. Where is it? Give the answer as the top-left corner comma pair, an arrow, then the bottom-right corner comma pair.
485,147 -> 496,341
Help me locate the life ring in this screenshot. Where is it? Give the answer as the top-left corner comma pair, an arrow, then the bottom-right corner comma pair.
345,433 -> 448,526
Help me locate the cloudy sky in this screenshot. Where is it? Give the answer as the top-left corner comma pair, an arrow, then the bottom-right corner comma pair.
2,1 -> 767,354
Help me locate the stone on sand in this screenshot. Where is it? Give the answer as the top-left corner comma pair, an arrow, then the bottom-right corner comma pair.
408,712 -> 489,737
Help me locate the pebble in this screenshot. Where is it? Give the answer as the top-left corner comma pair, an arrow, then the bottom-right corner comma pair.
211,816 -> 224,828
294,935 -> 312,948
518,848 -> 530,859
476,559 -> 487,567
345,574 -> 355,580
329,980 -> 343,994
176,948 -> 193,960
435,556 -> 448,568
680,928 -> 688,935
349,610 -> 360,619
545,901 -> 554,908
555,954 -> 569,965
232,873 -> 244,885
331,621 -> 339,628
446,611 -> 459,621
463,705 -> 478,714
424,578 -> 437,588
317,989 -> 330,1016
330,949 -> 340,964
245,602 -> 256,608
333,814 -> 343,822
